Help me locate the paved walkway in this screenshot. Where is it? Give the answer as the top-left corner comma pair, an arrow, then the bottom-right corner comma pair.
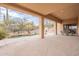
0,35 -> 79,56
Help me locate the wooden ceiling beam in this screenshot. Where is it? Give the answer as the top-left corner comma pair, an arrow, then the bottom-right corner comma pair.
46,14 -> 62,23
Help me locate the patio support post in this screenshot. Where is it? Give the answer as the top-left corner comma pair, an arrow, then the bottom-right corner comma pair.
77,16 -> 79,36
56,21 -> 57,35
39,16 -> 44,39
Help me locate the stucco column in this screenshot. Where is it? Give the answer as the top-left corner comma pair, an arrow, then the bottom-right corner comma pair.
56,21 -> 57,35
39,16 -> 44,39
77,17 -> 79,36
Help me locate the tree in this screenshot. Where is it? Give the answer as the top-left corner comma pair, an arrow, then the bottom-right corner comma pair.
45,20 -> 54,28
24,22 -> 35,33
0,26 -> 7,39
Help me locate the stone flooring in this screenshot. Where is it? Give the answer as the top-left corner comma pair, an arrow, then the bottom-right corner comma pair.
0,35 -> 79,56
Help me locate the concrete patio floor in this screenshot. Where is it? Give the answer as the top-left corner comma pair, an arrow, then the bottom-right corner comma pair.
0,35 -> 79,56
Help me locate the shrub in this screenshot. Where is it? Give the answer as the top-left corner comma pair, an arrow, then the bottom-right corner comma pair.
0,27 -> 7,40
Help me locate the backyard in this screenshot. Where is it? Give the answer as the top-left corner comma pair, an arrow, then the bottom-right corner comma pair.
0,7 -> 55,40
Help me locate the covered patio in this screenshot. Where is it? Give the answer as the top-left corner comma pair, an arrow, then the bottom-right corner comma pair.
0,3 -> 79,56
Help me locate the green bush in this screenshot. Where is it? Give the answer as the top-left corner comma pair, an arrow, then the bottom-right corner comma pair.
0,27 -> 7,40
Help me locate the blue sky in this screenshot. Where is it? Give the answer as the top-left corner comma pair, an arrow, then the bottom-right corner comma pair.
0,7 -> 39,25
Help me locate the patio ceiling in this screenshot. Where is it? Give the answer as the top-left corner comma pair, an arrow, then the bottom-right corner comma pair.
0,3 -> 79,22
16,3 -> 79,20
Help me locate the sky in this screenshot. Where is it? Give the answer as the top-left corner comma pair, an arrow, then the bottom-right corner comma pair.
0,7 -> 39,25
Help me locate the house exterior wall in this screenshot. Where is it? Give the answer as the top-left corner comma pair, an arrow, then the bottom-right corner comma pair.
57,18 -> 77,35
